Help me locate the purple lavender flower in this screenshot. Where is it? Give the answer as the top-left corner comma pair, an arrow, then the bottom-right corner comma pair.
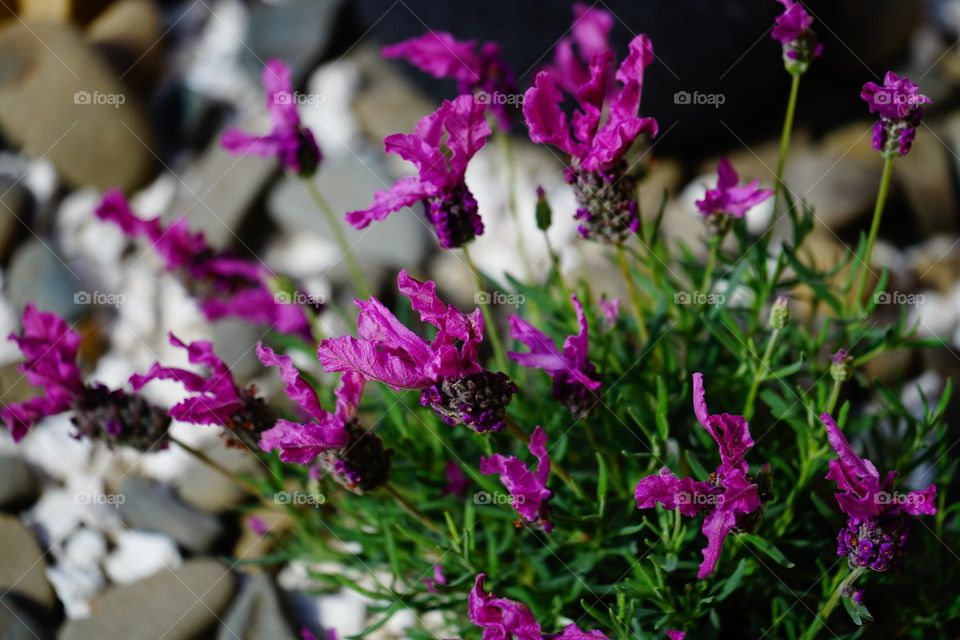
508,294 -> 601,418
599,296 -> 620,328
635,373 -> 767,578
422,565 -> 447,593
257,343 -> 391,492
480,425 -> 553,531
695,159 -> 773,233
318,270 -> 516,433
666,633 -> 685,640
545,3 -> 615,94
771,0 -> 822,74
95,191 -> 311,337
346,95 -> 491,249
820,413 -> 937,572
221,59 -> 321,176
524,35 -> 658,243
861,72 -> 931,157
130,333 -> 275,450
383,32 -> 517,131
1,305 -> 170,448
469,574 -> 608,638
442,460 -> 470,497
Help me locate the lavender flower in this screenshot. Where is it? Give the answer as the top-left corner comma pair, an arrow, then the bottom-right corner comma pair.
257,343 -> 391,493
480,425 -> 553,531
469,574 -> 609,638
771,0 -> 822,74
442,460 -> 470,497
318,270 -> 516,433
346,95 -> 491,249
830,348 -> 854,382
1,305 -> 170,448
545,3 -> 615,94
599,296 -> 620,328
383,32 -> 517,131
95,191 -> 311,337
130,333 -> 275,450
695,159 -> 773,234
422,565 -> 447,593
524,35 -> 658,243
861,72 -> 931,158
221,59 -> 321,175
509,294 -> 601,418
635,373 -> 768,578
820,413 -> 937,572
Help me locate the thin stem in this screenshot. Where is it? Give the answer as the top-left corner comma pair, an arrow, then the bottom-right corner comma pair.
770,73 -> 801,224
544,232 -> 572,301
383,483 -> 442,535
826,379 -> 842,415
853,156 -> 895,310
743,328 -> 780,421
700,235 -> 721,297
303,178 -> 372,298
615,245 -> 648,344
803,566 -> 866,640
506,418 -> 586,501
462,245 -> 510,373
169,434 -> 266,503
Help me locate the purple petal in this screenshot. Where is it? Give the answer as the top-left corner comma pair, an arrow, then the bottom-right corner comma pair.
820,413 -> 881,521
523,71 -> 577,156
692,373 -> 754,473
634,468 -> 715,518
258,417 -> 348,464
382,32 -> 482,84
317,335 -> 429,389
256,342 -> 326,420
345,176 -> 428,229
697,507 -> 738,579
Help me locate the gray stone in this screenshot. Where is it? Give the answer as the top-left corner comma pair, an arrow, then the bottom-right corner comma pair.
218,573 -> 297,640
59,559 -> 236,640
0,21 -> 155,191
0,514 -> 56,610
6,239 -> 83,319
0,597 -> 50,640
118,476 -> 223,553
0,456 -> 39,510
243,0 -> 343,80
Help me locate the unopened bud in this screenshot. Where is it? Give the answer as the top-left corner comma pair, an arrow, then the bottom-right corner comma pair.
769,295 -> 790,329
535,186 -> 552,231
830,349 -> 854,382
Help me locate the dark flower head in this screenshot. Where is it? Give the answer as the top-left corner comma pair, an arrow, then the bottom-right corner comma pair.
130,334 -> 274,450
480,425 -> 553,531
383,32 -> 517,131
861,72 -> 931,157
346,95 -> 491,249
221,59 -> 321,176
96,191 -> 311,338
318,270 -> 516,432
771,0 -> 822,74
509,294 -> 601,418
820,413 -> 937,571
635,373 -> 766,578
524,35 -> 658,244
695,159 -> 773,231
1,305 -> 169,448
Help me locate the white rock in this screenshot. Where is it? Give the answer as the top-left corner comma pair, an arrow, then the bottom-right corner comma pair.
62,527 -> 108,572
46,563 -> 105,619
104,530 -> 182,584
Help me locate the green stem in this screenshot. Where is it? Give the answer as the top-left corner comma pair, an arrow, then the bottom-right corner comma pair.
169,434 -> 266,504
303,178 -> 372,298
853,156 -> 895,310
803,566 -> 866,640
462,245 -> 510,373
743,328 -> 780,421
383,483 -> 442,535
544,232 -> 572,301
770,73 -> 801,223
615,245 -> 648,344
700,235 -> 721,297
826,379 -> 842,415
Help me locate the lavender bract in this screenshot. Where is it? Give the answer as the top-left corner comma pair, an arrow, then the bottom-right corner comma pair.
820,413 -> 937,572
545,2 -> 614,94
695,159 -> 773,233
383,32 -> 517,131
318,269 -> 516,433
524,34 -> 658,243
221,59 -> 321,175
1,305 -> 170,448
346,95 -> 491,249
480,425 -> 553,531
508,294 -> 601,418
771,0 -> 822,74
95,191 -> 311,337
861,72 -> 931,158
635,373 -> 768,578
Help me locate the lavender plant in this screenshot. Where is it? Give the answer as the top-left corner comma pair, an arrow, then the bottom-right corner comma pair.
3,3 -> 957,639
